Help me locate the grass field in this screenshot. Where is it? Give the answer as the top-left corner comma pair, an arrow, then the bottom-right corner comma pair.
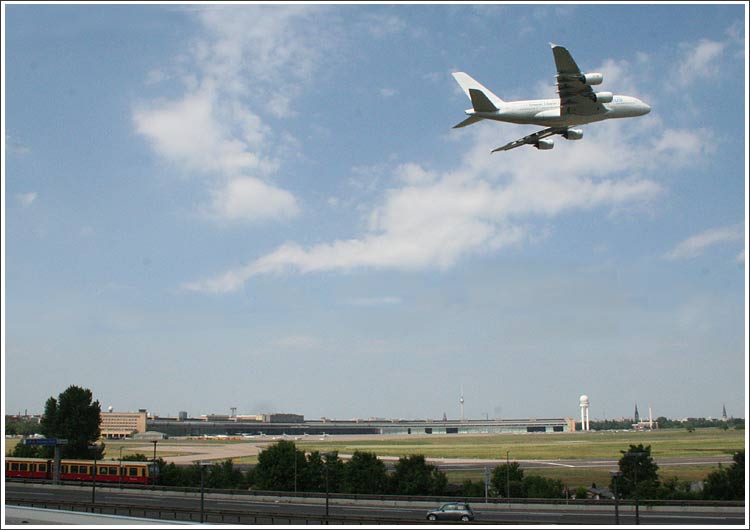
292,428 -> 745,460
6,427 -> 744,488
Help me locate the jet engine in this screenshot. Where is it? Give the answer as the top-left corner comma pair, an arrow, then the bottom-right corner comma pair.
591,91 -> 613,103
580,72 -> 603,85
535,138 -> 554,150
563,128 -> 583,140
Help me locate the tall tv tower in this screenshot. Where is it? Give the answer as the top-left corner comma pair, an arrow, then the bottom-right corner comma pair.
459,385 -> 465,421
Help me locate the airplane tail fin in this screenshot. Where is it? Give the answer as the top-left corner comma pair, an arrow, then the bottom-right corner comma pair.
452,72 -> 505,112
453,115 -> 485,129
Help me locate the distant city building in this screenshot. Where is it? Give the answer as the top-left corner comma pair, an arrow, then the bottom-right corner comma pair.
146,415 -> 576,437
202,414 -> 230,422
100,410 -> 147,439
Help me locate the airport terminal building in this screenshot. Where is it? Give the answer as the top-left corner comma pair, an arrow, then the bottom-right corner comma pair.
146,416 -> 577,437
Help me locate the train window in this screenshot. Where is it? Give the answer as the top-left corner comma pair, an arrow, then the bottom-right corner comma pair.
70,465 -> 79,474
99,466 -> 108,475
19,463 -> 28,471
11,463 -> 19,471
61,465 -> 68,473
129,467 -> 138,476
39,463 -> 47,472
108,466 -> 117,475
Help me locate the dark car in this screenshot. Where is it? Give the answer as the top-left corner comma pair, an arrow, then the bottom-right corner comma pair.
426,502 -> 475,522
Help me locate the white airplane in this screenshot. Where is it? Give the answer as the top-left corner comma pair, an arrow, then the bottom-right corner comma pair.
452,43 -> 651,152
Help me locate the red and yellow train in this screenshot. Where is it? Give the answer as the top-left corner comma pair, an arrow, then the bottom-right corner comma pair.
5,457 -> 155,484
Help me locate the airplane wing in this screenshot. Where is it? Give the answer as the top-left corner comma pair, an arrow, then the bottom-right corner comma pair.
491,126 -> 567,152
551,43 -> 604,116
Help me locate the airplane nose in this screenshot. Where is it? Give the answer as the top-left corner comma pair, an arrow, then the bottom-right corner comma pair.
641,101 -> 651,115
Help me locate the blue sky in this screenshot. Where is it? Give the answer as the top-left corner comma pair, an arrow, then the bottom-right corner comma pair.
3,3 -> 747,423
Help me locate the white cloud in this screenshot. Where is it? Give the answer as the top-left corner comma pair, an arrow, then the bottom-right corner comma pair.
663,225 -> 744,260
15,192 -> 37,207
206,177 -> 299,223
133,5 -> 329,224
674,38 -> 727,87
185,121 -> 668,294
379,88 -> 398,98
134,89 -> 266,176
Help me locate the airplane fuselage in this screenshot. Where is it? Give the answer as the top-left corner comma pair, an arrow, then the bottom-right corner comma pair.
466,95 -> 650,127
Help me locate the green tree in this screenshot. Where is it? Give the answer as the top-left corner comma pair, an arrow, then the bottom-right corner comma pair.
303,451 -> 325,492
703,450 -> 744,500
121,453 -> 149,461
458,479 -> 486,498
254,440 -> 295,491
656,476 -> 699,500
490,461 -> 524,498
343,451 -> 388,494
253,440 -> 306,491
612,444 -> 660,498
5,418 -> 41,437
205,460 -> 245,489
522,475 -> 565,499
13,386 -> 103,459
10,443 -> 43,457
390,454 -> 447,495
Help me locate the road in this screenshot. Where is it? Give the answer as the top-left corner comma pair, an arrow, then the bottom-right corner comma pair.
5,482 -> 745,525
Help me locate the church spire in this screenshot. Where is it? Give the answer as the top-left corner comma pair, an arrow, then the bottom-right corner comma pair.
634,403 -> 640,424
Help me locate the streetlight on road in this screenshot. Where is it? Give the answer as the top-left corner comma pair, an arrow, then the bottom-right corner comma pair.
119,447 -> 124,489
199,462 -> 212,523
505,451 -> 510,500
322,452 -> 336,523
610,470 -> 622,525
151,440 -> 158,487
89,445 -> 99,510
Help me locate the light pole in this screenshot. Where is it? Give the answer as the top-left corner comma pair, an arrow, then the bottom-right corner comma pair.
89,445 -> 99,511
484,466 -> 490,504
633,459 -> 640,525
199,462 -> 212,523
323,452 -> 335,524
151,440 -> 158,487
505,451 -> 510,501
610,470 -> 622,525
119,447 -> 123,489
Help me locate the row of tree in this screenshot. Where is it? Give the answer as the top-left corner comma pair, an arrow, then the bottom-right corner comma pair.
145,441 -> 567,499
147,441 -> 743,502
586,417 -> 744,431
154,442 -> 450,496
608,444 -> 744,501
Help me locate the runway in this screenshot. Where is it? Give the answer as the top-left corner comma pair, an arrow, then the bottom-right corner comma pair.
132,439 -> 734,471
